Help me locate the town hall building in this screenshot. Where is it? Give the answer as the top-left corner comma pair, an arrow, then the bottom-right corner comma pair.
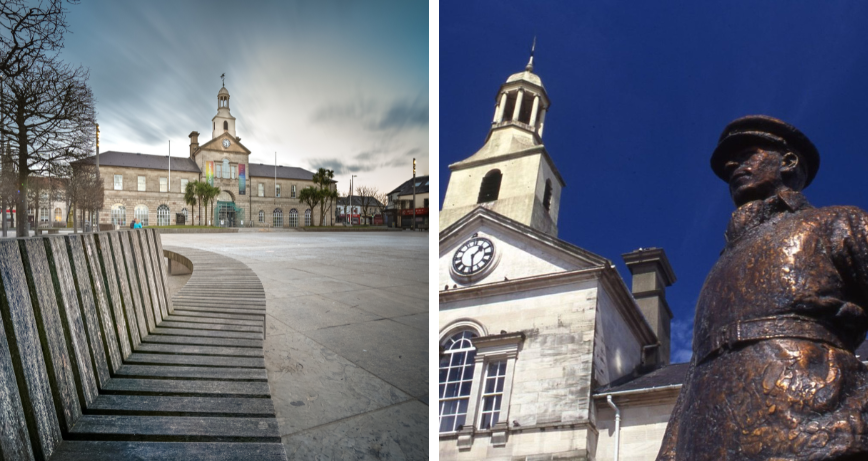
439,54 -> 685,460
84,85 -> 334,228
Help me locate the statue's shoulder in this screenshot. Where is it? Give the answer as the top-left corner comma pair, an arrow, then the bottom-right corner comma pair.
807,204 -> 868,224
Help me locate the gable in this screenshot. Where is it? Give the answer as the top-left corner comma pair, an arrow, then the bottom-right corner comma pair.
439,208 -> 607,288
197,132 -> 251,155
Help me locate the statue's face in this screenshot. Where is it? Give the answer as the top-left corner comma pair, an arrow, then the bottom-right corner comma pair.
724,147 -> 786,207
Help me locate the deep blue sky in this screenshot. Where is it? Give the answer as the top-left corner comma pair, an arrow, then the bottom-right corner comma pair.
440,1 -> 868,363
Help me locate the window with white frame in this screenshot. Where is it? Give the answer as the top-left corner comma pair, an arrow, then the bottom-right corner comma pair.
138,176 -> 146,191
288,208 -> 298,227
276,184 -> 281,198
134,205 -> 148,226
304,209 -> 311,227
39,207 -> 48,224
157,205 -> 170,226
438,326 -> 523,446
231,164 -> 237,179
258,210 -> 264,222
439,331 -> 476,433
114,175 -> 123,190
181,208 -> 188,224
160,177 -> 167,192
223,159 -> 230,179
478,361 -> 506,430
215,163 -> 222,178
273,208 -> 283,227
258,183 -> 264,197
291,184 -> 296,198
111,204 -> 126,226
180,179 -> 189,192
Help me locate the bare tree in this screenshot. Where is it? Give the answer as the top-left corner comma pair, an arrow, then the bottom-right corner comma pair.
0,143 -> 16,236
2,57 -> 96,235
372,190 -> 388,221
356,185 -> 380,224
0,0 -> 72,80
65,161 -> 99,233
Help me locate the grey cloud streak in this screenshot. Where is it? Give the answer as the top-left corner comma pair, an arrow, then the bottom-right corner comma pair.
313,147 -> 424,175
311,95 -> 428,131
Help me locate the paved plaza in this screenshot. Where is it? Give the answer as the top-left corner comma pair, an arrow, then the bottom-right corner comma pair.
161,230 -> 428,460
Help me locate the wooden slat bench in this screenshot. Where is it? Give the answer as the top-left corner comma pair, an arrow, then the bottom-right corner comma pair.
0,229 -> 286,460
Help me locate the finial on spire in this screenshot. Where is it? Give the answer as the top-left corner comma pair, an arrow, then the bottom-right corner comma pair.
525,36 -> 536,72
221,73 -> 225,87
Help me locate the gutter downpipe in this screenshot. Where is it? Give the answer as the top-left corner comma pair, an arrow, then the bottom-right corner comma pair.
606,395 -> 621,461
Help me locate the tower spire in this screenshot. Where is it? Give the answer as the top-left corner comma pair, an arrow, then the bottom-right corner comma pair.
525,36 -> 536,72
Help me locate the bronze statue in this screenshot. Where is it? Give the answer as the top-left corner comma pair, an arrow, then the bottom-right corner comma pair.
658,116 -> 868,461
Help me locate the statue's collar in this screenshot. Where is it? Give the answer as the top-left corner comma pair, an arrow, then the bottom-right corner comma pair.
725,190 -> 812,244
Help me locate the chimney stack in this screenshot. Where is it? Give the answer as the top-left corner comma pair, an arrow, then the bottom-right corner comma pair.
622,248 -> 676,366
189,131 -> 200,157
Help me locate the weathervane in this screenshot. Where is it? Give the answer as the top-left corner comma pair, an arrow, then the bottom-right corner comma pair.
525,36 -> 536,72
221,73 -> 225,87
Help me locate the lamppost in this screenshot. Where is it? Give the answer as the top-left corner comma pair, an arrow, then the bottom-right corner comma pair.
412,158 -> 416,231
349,174 -> 357,226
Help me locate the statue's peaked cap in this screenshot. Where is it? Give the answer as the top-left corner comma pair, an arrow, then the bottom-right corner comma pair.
711,115 -> 820,188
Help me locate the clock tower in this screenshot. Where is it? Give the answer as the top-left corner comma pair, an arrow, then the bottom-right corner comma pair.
439,51 -> 564,237
212,85 -> 237,139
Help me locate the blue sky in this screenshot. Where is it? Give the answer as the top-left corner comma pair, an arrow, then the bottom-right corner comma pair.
440,1 -> 868,363
58,0 -> 427,195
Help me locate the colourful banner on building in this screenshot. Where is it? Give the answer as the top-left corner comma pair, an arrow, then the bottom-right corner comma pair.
238,164 -> 246,195
206,161 -> 214,186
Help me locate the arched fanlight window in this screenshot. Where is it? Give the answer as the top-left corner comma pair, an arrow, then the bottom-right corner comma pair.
223,120 -> 228,132
273,208 -> 283,227
258,210 -> 264,223
304,209 -> 311,227
543,179 -> 553,211
439,330 -> 477,433
477,169 -> 502,204
288,209 -> 298,227
157,205 -> 170,226
111,204 -> 126,226
134,205 -> 149,226
181,208 -> 188,224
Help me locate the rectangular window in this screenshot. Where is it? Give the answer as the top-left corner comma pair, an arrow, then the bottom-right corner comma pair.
180,179 -> 188,192
160,177 -> 167,193
478,361 -> 506,430
114,175 -> 123,190
215,164 -> 222,179
231,165 -> 237,179
276,184 -> 281,198
291,185 -> 296,198
138,176 -> 146,192
258,183 -> 264,197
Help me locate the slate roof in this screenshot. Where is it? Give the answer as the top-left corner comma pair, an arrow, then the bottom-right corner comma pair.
337,196 -> 384,207
78,151 -> 200,173
595,362 -> 689,395
248,163 -> 316,181
596,337 -> 868,395
387,175 -> 429,196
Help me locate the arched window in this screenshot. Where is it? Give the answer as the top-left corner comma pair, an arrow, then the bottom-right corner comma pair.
258,210 -> 264,223
223,120 -> 228,132
543,179 -> 553,211
134,205 -> 149,226
288,209 -> 298,227
157,205 -> 170,226
111,204 -> 126,226
181,208 -> 188,224
439,331 -> 477,433
304,209 -> 311,227
477,169 -> 502,204
273,208 -> 283,227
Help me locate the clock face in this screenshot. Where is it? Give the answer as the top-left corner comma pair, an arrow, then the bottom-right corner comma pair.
222,139 -> 231,148
452,237 -> 495,276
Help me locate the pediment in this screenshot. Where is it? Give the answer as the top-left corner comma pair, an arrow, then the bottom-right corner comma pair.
439,207 -> 608,288
197,132 -> 251,155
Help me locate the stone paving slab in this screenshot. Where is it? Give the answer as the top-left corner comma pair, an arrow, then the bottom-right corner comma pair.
161,231 -> 428,460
